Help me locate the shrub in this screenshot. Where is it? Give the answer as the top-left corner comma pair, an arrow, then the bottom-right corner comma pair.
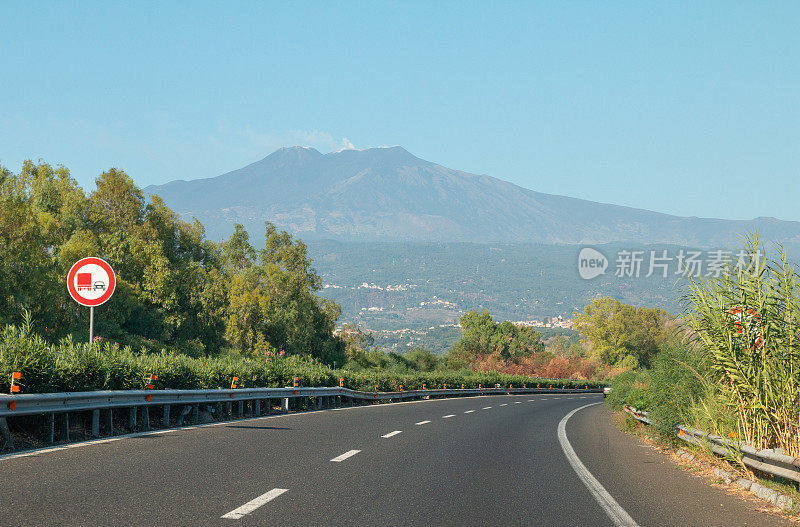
0,320 -> 605,395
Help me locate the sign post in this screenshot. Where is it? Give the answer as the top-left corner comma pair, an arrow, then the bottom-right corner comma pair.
67,257 -> 116,344
89,305 -> 94,344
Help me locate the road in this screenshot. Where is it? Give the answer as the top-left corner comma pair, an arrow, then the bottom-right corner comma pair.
1,394 -> 790,526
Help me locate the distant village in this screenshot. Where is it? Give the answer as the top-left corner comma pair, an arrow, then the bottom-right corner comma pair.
326,281 -> 574,351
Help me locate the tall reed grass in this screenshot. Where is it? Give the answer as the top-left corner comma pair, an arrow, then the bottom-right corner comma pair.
685,235 -> 800,455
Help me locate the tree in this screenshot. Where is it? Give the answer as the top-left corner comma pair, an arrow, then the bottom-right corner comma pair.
451,309 -> 544,364
573,297 -> 671,368
0,160 -> 345,363
403,348 -> 439,371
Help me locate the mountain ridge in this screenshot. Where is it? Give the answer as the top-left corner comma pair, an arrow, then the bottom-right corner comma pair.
144,146 -> 800,246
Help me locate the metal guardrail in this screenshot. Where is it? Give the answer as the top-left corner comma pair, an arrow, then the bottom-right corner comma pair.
0,385 -> 601,451
623,405 -> 800,483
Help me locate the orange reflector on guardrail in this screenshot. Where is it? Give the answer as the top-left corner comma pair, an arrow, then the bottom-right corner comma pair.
10,372 -> 21,394
8,401 -> 15,411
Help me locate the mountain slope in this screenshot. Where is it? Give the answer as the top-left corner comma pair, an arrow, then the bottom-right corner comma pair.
144,146 -> 800,246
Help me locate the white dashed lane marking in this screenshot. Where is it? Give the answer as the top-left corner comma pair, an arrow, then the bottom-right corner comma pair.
483,406 -> 492,410
464,410 -> 475,413
221,488 -> 288,520
415,420 -> 431,425
443,414 -> 455,419
382,430 -> 402,438
330,450 -> 361,462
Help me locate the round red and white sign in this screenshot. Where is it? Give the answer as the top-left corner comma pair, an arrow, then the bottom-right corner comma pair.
67,257 -> 116,307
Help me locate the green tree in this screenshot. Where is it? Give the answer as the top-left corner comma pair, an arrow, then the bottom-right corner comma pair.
573,297 -> 671,368
450,309 -> 544,364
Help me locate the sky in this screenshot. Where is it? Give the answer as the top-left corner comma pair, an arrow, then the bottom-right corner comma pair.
1,1 -> 798,221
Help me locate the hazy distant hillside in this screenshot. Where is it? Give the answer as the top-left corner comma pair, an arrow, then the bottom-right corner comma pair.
309,241 -> 687,329
308,240 -> 800,333
144,146 -> 800,246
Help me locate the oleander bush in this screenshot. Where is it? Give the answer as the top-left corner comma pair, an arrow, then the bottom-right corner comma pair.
0,316 -> 603,394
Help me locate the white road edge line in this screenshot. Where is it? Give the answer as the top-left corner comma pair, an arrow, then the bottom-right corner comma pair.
442,414 -> 455,418
464,410 -> 475,413
330,449 -> 361,462
221,488 -> 288,520
415,420 -> 431,425
558,403 -> 640,527
382,430 -> 402,438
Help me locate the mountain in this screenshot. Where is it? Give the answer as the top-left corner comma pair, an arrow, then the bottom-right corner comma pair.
144,146 -> 800,246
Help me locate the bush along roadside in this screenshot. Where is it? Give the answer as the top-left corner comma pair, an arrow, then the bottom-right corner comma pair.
0,320 -> 604,395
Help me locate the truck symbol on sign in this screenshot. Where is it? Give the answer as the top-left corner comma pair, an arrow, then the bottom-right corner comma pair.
77,273 -> 92,291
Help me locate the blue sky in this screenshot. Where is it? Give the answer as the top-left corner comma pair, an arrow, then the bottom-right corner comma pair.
1,1 -> 798,221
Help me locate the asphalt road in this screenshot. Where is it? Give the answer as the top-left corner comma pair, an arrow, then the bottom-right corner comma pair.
0,394 -> 791,526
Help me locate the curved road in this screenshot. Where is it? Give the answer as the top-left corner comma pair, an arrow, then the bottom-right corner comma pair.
1,394 -> 790,526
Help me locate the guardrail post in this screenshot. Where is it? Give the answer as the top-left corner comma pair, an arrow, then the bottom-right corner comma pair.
237,400 -> 244,417
63,412 -> 70,442
0,417 -> 14,450
129,407 -> 137,430
47,413 -> 55,443
254,399 -> 261,416
105,409 -> 113,435
163,405 -> 170,427
91,409 -> 100,437
142,406 -> 150,431
266,398 -> 273,415
226,401 -> 232,417
177,405 -> 191,426
282,397 -> 290,413
192,404 -> 199,424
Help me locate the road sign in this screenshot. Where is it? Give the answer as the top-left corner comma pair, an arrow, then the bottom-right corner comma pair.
67,257 -> 116,307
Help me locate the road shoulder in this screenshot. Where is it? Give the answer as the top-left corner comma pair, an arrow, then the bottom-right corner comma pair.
567,403 -> 792,527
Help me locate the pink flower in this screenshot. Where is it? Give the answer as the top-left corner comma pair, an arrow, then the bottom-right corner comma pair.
279,350 -> 285,356
266,351 -> 272,356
